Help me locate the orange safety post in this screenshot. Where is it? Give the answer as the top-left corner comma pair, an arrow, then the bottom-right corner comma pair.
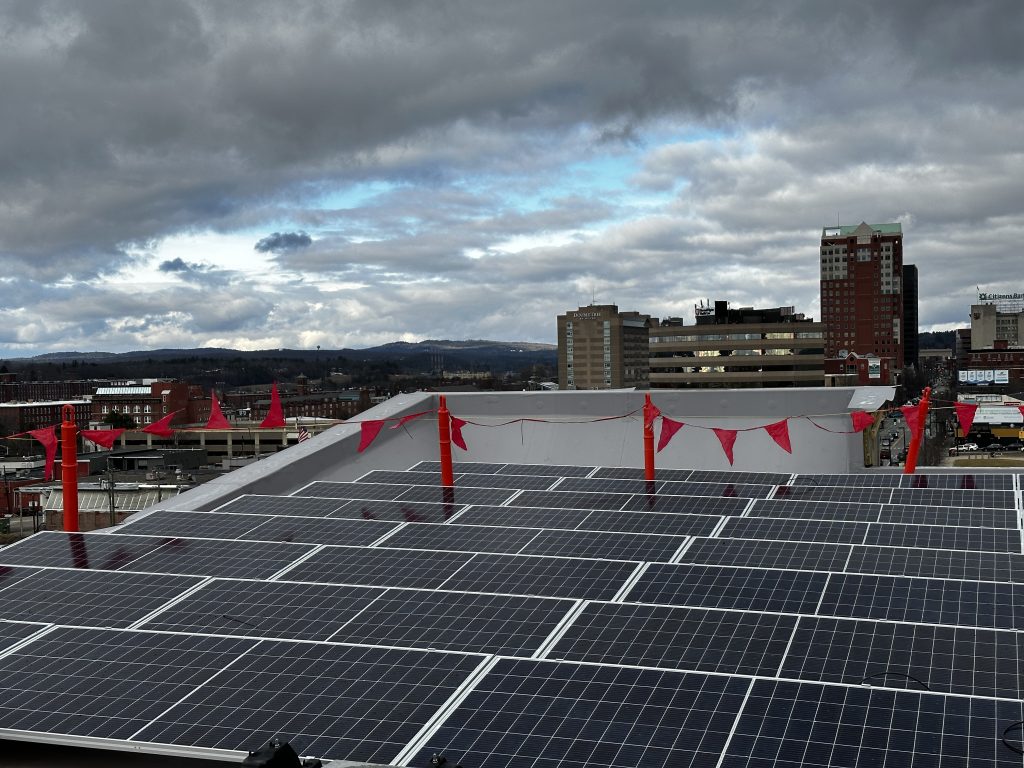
903,386 -> 931,475
643,393 -> 656,482
437,395 -> 454,487
60,404 -> 79,532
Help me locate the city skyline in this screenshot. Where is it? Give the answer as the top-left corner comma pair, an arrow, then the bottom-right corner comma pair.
1,1 -> 1022,356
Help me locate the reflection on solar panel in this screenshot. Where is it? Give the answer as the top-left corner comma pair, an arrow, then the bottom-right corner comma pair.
6,460 -> 1024,766
413,659 -> 751,768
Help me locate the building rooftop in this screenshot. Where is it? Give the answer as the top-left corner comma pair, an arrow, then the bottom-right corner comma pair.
0,388 -> 1022,766
822,222 -> 903,237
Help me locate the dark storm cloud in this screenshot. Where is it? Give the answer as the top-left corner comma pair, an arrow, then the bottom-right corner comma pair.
254,232 -> 313,254
158,258 -> 194,273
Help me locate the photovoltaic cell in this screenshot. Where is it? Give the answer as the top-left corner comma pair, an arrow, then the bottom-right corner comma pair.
135,641 -> 483,765
141,579 -> 385,640
719,517 -> 870,544
628,564 -> 829,613
863,522 -> 1021,553
438,553 -> 640,600
901,473 -> 1015,490
359,469 -> 444,485
722,679 -> 1024,767
0,627 -> 257,740
657,480 -> 775,499
214,494 -> 350,517
549,602 -> 797,676
116,510 -> 270,540
327,588 -> 575,656
456,472 -> 561,490
121,538 -> 315,579
687,470 -> 792,485
239,516 -> 399,546
281,545 -> 475,589
847,546 -> 1024,583
0,620 -> 46,651
780,616 -> 1024,700
520,528 -> 687,562
0,568 -> 202,627
378,522 -> 542,554
747,498 -> 882,522
554,477 -> 663,494
877,504 -> 1017,528
413,658 -> 751,768
681,537 -> 853,572
620,494 -> 750,516
0,531 -> 167,570
332,498 -> 464,523
792,473 -> 905,487
410,460 -> 508,474
818,573 -> 1024,631
498,463 -> 596,477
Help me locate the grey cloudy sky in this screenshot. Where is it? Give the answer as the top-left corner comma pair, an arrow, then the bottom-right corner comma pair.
1,0 -> 1021,354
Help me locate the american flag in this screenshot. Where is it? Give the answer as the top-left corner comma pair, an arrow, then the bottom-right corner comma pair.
297,425 -> 311,442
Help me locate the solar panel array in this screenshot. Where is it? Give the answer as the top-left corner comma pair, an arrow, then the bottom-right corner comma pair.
0,460 -> 1022,766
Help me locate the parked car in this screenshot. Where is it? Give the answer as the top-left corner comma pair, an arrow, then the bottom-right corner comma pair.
1004,441 -> 1024,451
954,443 -> 979,452
983,442 -> 1003,452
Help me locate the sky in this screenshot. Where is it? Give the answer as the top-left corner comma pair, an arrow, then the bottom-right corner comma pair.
1,0 -> 1022,356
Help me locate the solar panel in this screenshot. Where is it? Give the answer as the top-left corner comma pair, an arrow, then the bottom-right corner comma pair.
520,528 -> 687,562
772,485 -> 894,504
214,494 -> 350,517
863,522 -> 1021,553
681,537 -> 853,572
506,489 -> 631,510
780,616 -> 1024,700
280,545 -> 475,589
719,516 -> 870,544
818,572 -> 1024,630
722,679 -> 1024,767
438,553 -> 640,600
846,546 -> 1024,584
553,476 -> 663,494
687,469 -> 792,484
657,480 -> 775,499
0,627 -> 258,740
592,466 -> 694,481
411,658 -> 751,768
332,498 -> 465,523
455,505 -> 594,529
900,473 -> 1015,490
360,469 -> 557,490
240,516 -> 400,546
576,509 -> 722,536
628,564 -> 829,613
395,485 -> 517,506
121,538 -> 314,579
620,493 -> 750,516
410,460 -> 508,474
140,579 -> 386,639
0,530 -> 167,569
498,463 -> 596,477
293,481 -> 411,500
0,619 -> 46,650
378,522 -> 542,554
890,487 -> 1017,510
134,641 -> 484,765
0,568 -> 202,627
878,504 -> 1018,528
748,498 -> 882,522
327,588 -> 576,656
548,602 -> 797,676
115,510 -> 270,540
792,473 -> 905,487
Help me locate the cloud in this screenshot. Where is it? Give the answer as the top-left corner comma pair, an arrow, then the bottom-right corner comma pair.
254,231 -> 313,254
158,257 -> 195,273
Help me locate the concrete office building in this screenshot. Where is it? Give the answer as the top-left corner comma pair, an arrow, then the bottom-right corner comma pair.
557,305 -> 652,389
970,296 -> 1024,349
649,301 -> 825,388
820,222 -> 907,368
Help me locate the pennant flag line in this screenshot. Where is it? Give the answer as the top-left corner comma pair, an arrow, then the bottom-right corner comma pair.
954,402 -> 979,437
80,429 -> 125,449
764,419 -> 792,453
142,410 -> 180,439
657,417 -> 685,452
28,427 -> 58,481
358,420 -> 386,453
901,404 -> 923,441
204,392 -> 231,430
450,417 -> 468,451
260,382 -> 286,429
712,428 -> 738,465
850,411 -> 875,432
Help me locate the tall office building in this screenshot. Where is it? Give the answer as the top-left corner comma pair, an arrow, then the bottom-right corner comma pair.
557,305 -> 651,390
820,222 -> 906,368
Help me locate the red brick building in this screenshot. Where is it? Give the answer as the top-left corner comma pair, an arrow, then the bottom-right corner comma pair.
820,222 -> 907,369
90,382 -> 212,427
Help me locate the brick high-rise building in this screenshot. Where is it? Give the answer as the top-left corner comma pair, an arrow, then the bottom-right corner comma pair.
820,222 -> 907,368
557,305 -> 652,390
